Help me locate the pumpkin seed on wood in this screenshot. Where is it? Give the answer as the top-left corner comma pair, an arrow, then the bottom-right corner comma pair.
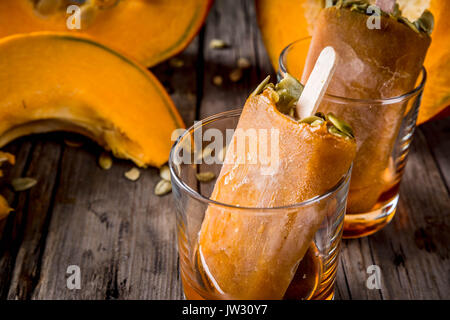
196,171 -> 216,182
229,68 -> 243,82
209,39 -> 229,49
64,139 -> 84,148
237,57 -> 251,69
160,165 -> 171,181
124,168 -> 140,181
169,58 -> 184,68
213,75 -> 223,86
11,177 -> 37,192
98,152 -> 112,170
154,179 -> 172,196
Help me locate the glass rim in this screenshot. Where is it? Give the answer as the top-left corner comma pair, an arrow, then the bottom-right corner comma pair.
279,37 -> 427,105
169,109 -> 353,211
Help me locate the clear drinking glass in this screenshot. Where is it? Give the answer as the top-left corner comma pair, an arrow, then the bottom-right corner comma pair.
169,109 -> 352,300
278,38 -> 426,238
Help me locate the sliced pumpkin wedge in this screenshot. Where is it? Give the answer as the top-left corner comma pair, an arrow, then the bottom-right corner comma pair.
0,32 -> 184,168
0,195 -> 12,220
0,0 -> 212,67
255,0 -> 450,124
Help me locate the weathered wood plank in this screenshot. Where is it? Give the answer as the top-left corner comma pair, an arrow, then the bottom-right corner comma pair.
336,120 -> 450,300
199,0 -> 273,119
0,140 -> 35,299
5,138 -> 62,300
420,119 -> 450,190
368,126 -> 450,300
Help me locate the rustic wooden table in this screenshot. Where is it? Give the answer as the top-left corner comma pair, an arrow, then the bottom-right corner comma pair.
0,0 -> 449,300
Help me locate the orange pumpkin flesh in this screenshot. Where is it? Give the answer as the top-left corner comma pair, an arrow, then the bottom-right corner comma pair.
0,32 -> 184,168
0,0 -> 212,67
255,0 -> 450,124
0,151 -> 14,220
0,195 -> 12,220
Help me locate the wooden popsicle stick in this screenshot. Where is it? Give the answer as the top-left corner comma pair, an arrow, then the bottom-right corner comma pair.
376,0 -> 396,14
296,46 -> 338,119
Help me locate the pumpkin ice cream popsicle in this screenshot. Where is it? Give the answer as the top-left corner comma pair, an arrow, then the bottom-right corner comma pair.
301,0 -> 433,213
197,49 -> 356,299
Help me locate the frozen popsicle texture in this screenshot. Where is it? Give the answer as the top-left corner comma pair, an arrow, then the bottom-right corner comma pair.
302,6 -> 431,213
197,89 -> 356,299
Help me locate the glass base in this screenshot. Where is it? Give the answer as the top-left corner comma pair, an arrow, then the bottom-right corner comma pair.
343,194 -> 399,239
181,243 -> 338,300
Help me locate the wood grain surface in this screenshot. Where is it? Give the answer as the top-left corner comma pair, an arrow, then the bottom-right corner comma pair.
0,0 -> 448,300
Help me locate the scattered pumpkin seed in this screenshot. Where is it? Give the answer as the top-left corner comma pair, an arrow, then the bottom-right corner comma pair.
160,165 -> 171,181
237,57 -> 251,69
154,179 -> 172,196
98,152 -> 112,170
328,126 -> 349,139
299,115 -> 323,125
124,168 -> 140,181
275,73 -> 303,114
196,171 -> 216,182
327,113 -> 354,138
213,75 -> 223,86
250,75 -> 271,97
209,39 -> 229,49
169,58 -> 184,68
311,119 -> 324,127
229,68 -> 243,82
267,87 -> 280,103
64,139 -> 84,148
415,10 -> 434,35
11,177 -> 37,192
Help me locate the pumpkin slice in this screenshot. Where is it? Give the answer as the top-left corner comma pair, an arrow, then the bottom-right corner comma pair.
0,195 -> 12,220
0,32 -> 184,168
0,0 -> 212,67
255,0 -> 450,124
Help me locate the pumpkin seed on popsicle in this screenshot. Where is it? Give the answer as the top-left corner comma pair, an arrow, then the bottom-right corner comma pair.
197,48 -> 356,299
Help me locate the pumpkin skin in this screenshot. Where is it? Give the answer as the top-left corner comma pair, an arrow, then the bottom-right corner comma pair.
0,0 -> 212,67
255,0 -> 450,124
0,32 -> 184,168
